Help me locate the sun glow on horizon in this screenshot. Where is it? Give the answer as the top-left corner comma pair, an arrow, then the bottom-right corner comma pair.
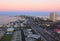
0,0 -> 60,11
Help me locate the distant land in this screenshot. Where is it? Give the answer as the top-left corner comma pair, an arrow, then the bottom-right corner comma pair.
0,12 -> 60,24
0,15 -> 60,24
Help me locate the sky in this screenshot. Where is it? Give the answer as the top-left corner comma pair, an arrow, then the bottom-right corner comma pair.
0,0 -> 60,16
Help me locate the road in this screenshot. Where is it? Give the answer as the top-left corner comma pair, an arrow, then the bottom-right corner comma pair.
21,29 -> 26,41
31,25 -> 52,41
27,21 -> 60,41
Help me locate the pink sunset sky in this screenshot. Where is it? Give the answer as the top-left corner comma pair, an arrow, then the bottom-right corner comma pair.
0,0 -> 60,11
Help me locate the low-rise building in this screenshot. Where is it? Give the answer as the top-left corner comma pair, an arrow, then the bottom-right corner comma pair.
6,28 -> 14,34
27,34 -> 40,39
0,24 -> 3,27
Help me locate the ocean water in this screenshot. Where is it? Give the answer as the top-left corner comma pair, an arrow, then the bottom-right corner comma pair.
0,11 -> 60,16
0,16 -> 18,24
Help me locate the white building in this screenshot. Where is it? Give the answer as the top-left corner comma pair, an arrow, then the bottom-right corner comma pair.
18,17 -> 26,21
6,24 -> 11,27
27,34 -> 40,39
21,23 -> 24,27
27,29 -> 32,32
0,24 -> 3,27
6,28 -> 14,34
7,28 -> 14,32
14,23 -> 20,27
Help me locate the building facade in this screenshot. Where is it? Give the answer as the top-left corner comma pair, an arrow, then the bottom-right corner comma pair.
50,12 -> 57,22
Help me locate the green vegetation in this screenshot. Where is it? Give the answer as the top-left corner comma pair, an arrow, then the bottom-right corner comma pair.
35,38 -> 43,41
40,24 -> 49,29
31,30 -> 36,34
0,33 -> 14,41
